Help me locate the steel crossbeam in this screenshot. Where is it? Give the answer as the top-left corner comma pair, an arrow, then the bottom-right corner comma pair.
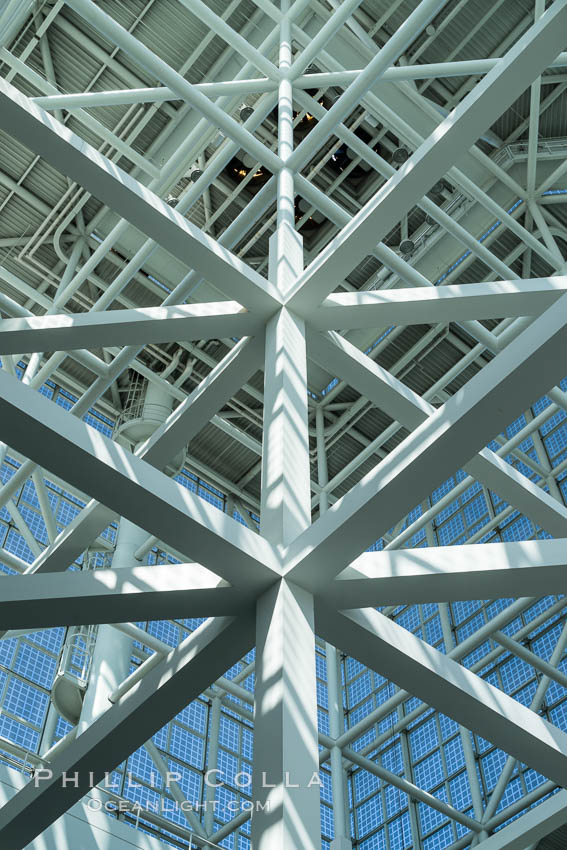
285,0 -> 567,313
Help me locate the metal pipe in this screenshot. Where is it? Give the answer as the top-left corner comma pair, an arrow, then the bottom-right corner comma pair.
535,158 -> 567,197
292,100 -> 519,287
176,0 -> 279,82
319,734 -> 482,834
527,0 -> 546,196
0,50 -> 160,180
203,695 -> 222,835
291,52 -> 567,88
286,0 -> 451,170
329,598 -> 566,754
318,406 -> 351,846
110,622 -> 254,705
493,628 -> 567,689
66,0 -> 283,173
53,86 -> 279,313
295,38 -> 562,272
528,200 -> 565,265
384,394 -> 565,549
480,621 -> 567,825
439,602 -> 489,841
277,3 -> 295,231
442,780 -> 557,850
144,737 -> 206,837
288,0 -> 366,81
0,0 -> 34,48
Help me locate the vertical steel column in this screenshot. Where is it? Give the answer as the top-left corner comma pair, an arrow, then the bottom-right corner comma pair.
77,383 -> 174,734
316,407 -> 329,518
252,577 -> 322,850
397,701 -> 422,849
439,603 -> 487,846
204,693 -> 222,835
252,4 -> 321,848
76,518 -> 148,734
326,643 -> 353,850
479,621 -> 567,831
270,0 -> 300,292
526,0 -> 545,197
22,238 -> 85,386
260,0 -> 308,546
318,407 -> 353,850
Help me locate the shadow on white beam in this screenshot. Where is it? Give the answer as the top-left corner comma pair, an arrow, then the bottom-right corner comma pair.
0,368 -> 280,588
311,278 -> 567,330
322,539 -> 567,608
0,563 -> 252,629
286,289 -> 567,588
0,303 -> 263,355
285,1 -> 567,313
0,78 -> 282,317
316,603 -> 567,789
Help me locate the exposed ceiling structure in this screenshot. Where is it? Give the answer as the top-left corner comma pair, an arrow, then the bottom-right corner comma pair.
0,0 -> 566,849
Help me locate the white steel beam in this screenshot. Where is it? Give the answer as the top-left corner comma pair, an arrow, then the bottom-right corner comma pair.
65,0 -> 283,173
322,599 -> 567,760
261,309 -> 311,545
287,0 -> 367,81
527,1 -> 546,198
175,0 -> 280,81
251,0 -> 281,22
0,614 -> 255,850
468,789 -> 567,850
292,53 -> 567,86
494,628 -> 567,691
0,78 -> 282,317
31,53 -> 567,111
0,302 -> 262,354
0,0 -> 34,48
139,334 -> 265,470
0,562 -> 249,629
285,0 -> 450,163
0,39 -> 280,310
252,580 -> 322,850
287,291 -> 567,589
307,329 -> 567,538
33,78 -> 277,109
358,88 -> 562,273
0,368 -> 281,588
293,125 -> 522,297
308,328 -> 433,428
251,12 -> 321,845
0,48 -> 161,179
323,735 -> 482,834
2,3 -> 567,848
0,288 -> 109,376
6,175 -> 277,579
321,539 -> 567,608
285,0 -> 567,313
315,603 -> 567,788
310,278 -> 567,330
464,450 -> 567,539
23,336 -> 266,580
23,501 -> 116,578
